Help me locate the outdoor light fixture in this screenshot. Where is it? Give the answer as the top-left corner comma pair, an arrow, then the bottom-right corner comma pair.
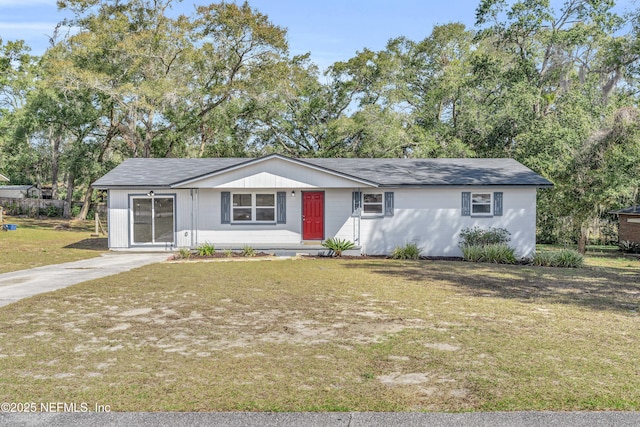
291,190 -> 295,197
147,190 -> 154,197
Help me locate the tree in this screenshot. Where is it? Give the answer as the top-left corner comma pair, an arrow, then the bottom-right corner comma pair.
473,0 -> 640,250
43,0 -> 290,216
0,39 -> 41,185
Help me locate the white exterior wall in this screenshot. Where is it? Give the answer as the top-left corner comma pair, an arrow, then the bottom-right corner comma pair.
107,188 -> 193,250
196,188 -> 301,245
196,188 -> 361,246
107,186 -> 538,257
357,187 -> 537,258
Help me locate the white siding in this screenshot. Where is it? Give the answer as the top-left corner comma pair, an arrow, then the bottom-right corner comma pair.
107,186 -> 538,257
107,188 -> 192,250
356,187 -> 537,258
176,157 -> 373,189
196,188 -> 301,245
107,189 -> 130,249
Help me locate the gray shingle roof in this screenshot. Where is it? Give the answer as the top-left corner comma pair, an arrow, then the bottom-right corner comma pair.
611,206 -> 640,215
93,158 -> 245,188
303,158 -> 552,187
92,155 -> 552,188
0,185 -> 35,190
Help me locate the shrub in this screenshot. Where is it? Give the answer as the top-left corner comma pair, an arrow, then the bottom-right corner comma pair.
459,226 -> 511,248
322,238 -> 356,257
70,205 -> 95,220
223,249 -> 234,258
41,205 -> 63,218
553,249 -> 584,268
532,251 -> 555,267
481,243 -> 517,264
197,242 -> 215,256
241,245 -> 256,257
177,248 -> 192,259
390,243 -> 422,260
461,245 -> 485,262
462,243 -> 516,264
6,202 -> 22,216
533,250 -> 583,268
619,240 -> 640,254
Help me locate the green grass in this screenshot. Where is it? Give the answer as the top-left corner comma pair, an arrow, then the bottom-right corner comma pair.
0,254 -> 638,412
0,216 -> 106,273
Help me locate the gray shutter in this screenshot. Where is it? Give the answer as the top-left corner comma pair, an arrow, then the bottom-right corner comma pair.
461,192 -> 471,216
277,191 -> 286,224
352,191 -> 362,216
384,192 -> 394,216
221,191 -> 231,224
494,192 -> 503,216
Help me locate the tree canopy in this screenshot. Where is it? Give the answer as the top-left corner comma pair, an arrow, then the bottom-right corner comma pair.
0,0 -> 638,249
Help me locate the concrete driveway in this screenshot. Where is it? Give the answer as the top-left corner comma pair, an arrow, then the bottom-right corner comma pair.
0,253 -> 169,307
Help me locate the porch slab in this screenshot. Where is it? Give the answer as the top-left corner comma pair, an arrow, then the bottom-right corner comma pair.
206,244 -> 362,257
112,244 -> 363,257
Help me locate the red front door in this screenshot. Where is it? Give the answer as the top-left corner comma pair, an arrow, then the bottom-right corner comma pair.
302,191 -> 324,240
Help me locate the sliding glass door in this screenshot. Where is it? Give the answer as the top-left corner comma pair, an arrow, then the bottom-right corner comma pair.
132,196 -> 175,245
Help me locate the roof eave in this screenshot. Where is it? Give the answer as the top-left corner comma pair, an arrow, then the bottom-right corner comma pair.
92,184 -> 171,190
377,182 -> 554,188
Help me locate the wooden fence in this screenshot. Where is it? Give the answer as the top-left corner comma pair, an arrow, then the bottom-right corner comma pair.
0,197 -> 106,219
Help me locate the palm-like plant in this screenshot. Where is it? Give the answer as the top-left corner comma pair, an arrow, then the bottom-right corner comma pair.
322,238 -> 356,257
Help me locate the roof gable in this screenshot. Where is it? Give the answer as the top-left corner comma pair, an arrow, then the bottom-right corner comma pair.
173,155 -> 377,188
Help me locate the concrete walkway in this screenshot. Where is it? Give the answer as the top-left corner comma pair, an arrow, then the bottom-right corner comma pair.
0,253 -> 169,307
3,411 -> 640,427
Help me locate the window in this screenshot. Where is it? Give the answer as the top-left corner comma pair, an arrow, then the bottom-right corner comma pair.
363,193 -> 383,215
131,196 -> 174,244
232,193 -> 275,222
471,193 -> 492,215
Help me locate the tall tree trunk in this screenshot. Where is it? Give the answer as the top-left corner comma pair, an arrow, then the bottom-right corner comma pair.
77,187 -> 93,220
64,173 -> 75,218
50,130 -> 61,200
577,226 -> 588,254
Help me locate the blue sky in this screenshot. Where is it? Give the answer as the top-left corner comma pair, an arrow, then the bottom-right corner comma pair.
0,0 -> 637,70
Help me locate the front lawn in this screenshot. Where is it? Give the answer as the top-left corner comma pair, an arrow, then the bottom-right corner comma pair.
0,216 -> 106,274
0,257 -> 638,411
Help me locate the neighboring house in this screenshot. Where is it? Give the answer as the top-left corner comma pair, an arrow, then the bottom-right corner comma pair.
611,206 -> 640,244
92,154 -> 552,257
0,173 -> 8,182
0,185 -> 41,199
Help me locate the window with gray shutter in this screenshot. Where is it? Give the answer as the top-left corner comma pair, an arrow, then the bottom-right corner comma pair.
277,191 -> 286,223
221,191 -> 231,224
352,191 -> 362,216
384,192 -> 394,216
461,192 -> 471,216
493,192 -> 503,216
